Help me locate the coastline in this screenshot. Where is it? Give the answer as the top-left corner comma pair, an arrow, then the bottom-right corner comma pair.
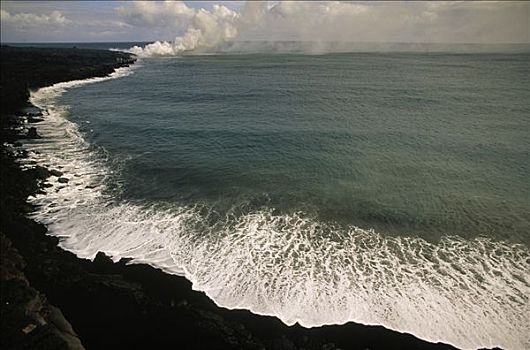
0,46 -> 461,349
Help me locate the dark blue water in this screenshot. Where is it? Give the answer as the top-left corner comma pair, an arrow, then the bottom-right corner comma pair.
27,51 -> 530,349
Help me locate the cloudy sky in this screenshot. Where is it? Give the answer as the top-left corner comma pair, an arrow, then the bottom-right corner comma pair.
1,1 -> 528,44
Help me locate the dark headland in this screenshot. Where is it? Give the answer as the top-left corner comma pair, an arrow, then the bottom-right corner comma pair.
0,46 -> 462,350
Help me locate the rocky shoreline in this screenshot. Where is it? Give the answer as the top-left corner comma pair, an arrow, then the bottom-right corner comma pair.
1,45 -> 135,349
1,46 -> 458,349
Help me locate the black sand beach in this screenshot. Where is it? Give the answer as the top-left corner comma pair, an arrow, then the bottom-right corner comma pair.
0,46 -> 462,349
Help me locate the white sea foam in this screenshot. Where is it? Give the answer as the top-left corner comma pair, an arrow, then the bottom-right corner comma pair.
22,67 -> 530,350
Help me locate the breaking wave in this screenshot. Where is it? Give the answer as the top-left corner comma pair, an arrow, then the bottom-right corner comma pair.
20,67 -> 530,350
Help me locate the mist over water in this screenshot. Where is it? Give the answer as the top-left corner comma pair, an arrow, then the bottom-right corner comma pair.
22,52 -> 530,349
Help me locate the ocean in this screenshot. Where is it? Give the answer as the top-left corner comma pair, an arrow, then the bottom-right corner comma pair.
22,50 -> 529,349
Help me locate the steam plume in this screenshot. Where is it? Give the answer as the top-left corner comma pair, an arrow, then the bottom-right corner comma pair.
126,2 -> 267,57
122,1 -> 529,57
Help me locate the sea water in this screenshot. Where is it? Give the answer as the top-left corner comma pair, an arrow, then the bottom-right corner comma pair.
23,51 -> 529,349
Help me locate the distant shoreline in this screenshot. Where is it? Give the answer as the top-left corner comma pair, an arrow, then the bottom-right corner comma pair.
0,46 -> 457,349
4,42 -> 529,56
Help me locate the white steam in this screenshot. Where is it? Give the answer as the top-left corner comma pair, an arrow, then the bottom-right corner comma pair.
126,3 -> 245,57
121,1 -> 529,57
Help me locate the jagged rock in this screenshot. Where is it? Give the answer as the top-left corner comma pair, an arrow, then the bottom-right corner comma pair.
27,127 -> 40,139
92,252 -> 114,269
49,169 -> 63,177
1,234 -> 86,350
0,234 -> 27,282
28,117 -> 44,123
23,107 -> 42,116
176,299 -> 188,307
272,336 -> 296,350
33,165 -> 50,180
22,323 -> 37,334
48,305 -> 85,350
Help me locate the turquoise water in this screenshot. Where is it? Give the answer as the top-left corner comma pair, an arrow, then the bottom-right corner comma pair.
27,52 -> 530,349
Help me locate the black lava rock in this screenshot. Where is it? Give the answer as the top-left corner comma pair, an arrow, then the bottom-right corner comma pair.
27,127 -> 40,139
49,169 -> 63,177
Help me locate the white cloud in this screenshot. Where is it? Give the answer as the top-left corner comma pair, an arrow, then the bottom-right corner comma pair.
1,9 -> 71,29
115,1 -> 195,29
0,1 -> 528,45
